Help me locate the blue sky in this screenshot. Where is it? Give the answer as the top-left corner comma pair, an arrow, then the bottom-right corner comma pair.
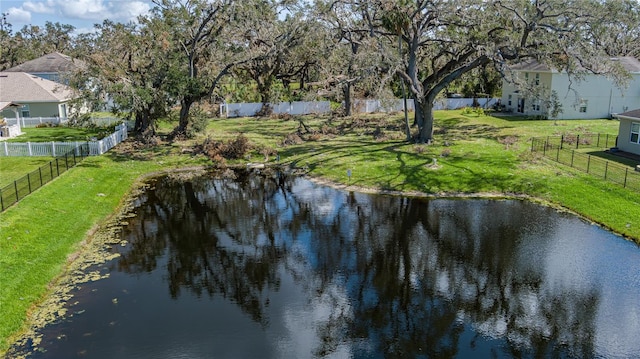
1,0 -> 153,34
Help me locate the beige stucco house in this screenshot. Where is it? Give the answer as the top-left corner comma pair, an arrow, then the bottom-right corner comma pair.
0,72 -> 75,119
501,57 -> 640,119
615,109 -> 640,156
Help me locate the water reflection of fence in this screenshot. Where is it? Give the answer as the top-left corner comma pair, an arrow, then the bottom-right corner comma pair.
531,135 -> 640,191
1,144 -> 90,211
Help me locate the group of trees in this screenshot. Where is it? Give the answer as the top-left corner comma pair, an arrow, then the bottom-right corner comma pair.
1,0 -> 639,143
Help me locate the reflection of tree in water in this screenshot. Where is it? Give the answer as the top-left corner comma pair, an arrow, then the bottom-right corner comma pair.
116,170 -> 295,324
294,194 -> 598,358
116,171 -> 599,357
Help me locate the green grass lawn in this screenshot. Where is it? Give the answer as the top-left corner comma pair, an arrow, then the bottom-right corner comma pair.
4,126 -> 114,143
1,109 -> 638,355
0,157 -> 55,188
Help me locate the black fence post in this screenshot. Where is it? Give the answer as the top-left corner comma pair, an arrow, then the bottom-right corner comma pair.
571,151 -> 575,167
1,192 -> 4,211
624,168 -> 628,188
576,135 -> 580,149
597,133 -> 601,147
604,162 -> 608,179
39,167 -> 43,186
543,138 -> 547,156
587,155 -> 591,173
561,135 -> 564,149
65,154 -> 69,170
56,158 -> 60,176
27,173 -> 32,194
14,181 -> 19,202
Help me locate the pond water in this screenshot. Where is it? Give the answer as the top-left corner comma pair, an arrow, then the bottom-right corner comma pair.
11,171 -> 640,358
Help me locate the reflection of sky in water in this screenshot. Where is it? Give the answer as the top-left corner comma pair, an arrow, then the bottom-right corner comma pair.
544,222 -> 640,358
292,183 -> 640,358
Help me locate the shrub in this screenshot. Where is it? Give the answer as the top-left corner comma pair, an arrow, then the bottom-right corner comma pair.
497,135 -> 519,149
202,134 -> 251,161
281,133 -> 304,146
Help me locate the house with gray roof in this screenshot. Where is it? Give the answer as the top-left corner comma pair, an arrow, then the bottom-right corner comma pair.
3,52 -> 85,84
0,72 -> 75,119
501,57 -> 640,119
615,109 -> 640,156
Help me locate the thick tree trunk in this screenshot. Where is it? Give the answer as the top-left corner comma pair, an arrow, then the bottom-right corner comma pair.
134,110 -> 154,134
415,98 -> 434,144
134,110 -> 156,143
174,97 -> 194,137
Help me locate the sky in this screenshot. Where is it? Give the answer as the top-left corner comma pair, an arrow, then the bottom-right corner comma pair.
1,0 -> 154,34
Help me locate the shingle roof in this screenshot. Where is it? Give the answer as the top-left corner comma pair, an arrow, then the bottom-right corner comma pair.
510,56 -> 640,73
0,72 -> 74,103
618,109 -> 640,119
0,101 -> 22,111
4,52 -> 85,74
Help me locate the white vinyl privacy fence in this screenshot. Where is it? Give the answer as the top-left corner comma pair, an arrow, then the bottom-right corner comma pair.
3,116 -> 128,128
353,98 -> 499,113
221,101 -> 332,118
220,98 -> 498,117
0,123 -> 128,157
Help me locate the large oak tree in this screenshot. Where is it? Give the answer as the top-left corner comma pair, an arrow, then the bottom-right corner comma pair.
367,0 -> 618,143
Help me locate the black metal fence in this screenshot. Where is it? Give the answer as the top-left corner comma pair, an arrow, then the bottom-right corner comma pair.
531,135 -> 640,191
534,133 -> 618,150
1,144 -> 90,211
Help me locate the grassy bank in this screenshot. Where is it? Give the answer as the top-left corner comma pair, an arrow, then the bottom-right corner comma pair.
0,144 -> 210,352
1,110 -> 639,353
0,157 -> 54,188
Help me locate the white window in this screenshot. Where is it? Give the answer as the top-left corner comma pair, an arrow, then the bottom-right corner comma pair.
21,104 -> 30,118
532,101 -> 540,111
508,94 -> 512,106
631,123 -> 640,144
578,99 -> 587,113
535,73 -> 540,86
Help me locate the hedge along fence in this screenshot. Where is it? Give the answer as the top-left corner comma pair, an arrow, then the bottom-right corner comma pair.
0,123 -> 128,157
531,135 -> 640,191
0,144 -> 89,211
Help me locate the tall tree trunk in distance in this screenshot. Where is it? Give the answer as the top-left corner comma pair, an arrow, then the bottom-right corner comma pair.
413,94 -> 422,128
343,82 -> 352,116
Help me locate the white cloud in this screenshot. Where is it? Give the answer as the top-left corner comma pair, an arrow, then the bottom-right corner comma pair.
12,0 -> 151,24
23,0 -> 56,14
108,1 -> 151,23
57,0 -> 109,20
5,7 -> 32,24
